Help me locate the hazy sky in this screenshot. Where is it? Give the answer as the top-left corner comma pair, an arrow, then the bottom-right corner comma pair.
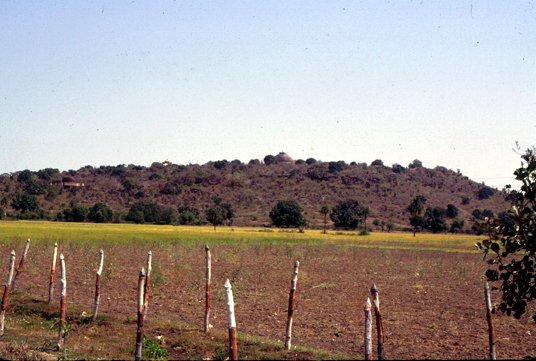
1,1 -> 534,189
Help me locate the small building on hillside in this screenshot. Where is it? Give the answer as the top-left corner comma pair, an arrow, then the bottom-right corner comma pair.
162,159 -> 172,167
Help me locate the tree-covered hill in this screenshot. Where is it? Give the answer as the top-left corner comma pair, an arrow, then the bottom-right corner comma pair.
0,156 -> 511,232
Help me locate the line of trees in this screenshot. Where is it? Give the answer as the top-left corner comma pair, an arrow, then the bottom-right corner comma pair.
407,196 -> 467,235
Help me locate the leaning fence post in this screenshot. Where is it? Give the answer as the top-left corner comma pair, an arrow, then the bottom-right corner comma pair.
92,249 -> 104,321
364,297 -> 372,360
143,251 -> 152,318
48,243 -> 58,304
285,260 -> 299,350
135,268 -> 146,361
224,279 -> 238,361
0,251 -> 16,336
484,282 -> 496,360
204,245 -> 211,334
11,239 -> 30,291
57,254 -> 67,351
371,284 -> 385,359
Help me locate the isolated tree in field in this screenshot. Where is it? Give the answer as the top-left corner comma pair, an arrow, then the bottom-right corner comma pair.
407,196 -> 425,236
476,146 -> 536,322
330,199 -> 362,230
206,199 -> 234,230
206,206 -> 225,230
361,206 -> 370,231
319,205 -> 331,234
269,200 -> 306,228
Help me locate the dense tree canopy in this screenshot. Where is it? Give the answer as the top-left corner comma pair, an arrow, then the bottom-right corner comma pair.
178,203 -> 201,225
88,203 -> 113,223
11,193 -> 39,212
37,168 -> 59,181
424,207 -> 448,233
269,200 -> 306,228
330,199 -> 363,230
126,201 -> 177,225
62,203 -> 90,222
263,155 -> 275,165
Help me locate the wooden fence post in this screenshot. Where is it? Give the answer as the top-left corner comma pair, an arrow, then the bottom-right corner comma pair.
371,284 -> 384,359
484,282 -> 496,360
364,298 -> 372,360
224,279 -> 238,361
57,254 -> 66,351
11,239 -> 30,291
92,249 -> 104,321
143,251 -> 152,318
48,243 -> 58,304
135,268 -> 146,361
285,260 -> 299,350
204,245 -> 211,334
0,251 -> 16,336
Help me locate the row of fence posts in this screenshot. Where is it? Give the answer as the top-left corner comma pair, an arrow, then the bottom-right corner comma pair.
0,241 -> 499,360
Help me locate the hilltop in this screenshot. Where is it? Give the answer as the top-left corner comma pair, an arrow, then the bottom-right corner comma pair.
0,155 -> 511,232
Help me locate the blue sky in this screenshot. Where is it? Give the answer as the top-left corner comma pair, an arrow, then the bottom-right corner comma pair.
1,1 -> 534,189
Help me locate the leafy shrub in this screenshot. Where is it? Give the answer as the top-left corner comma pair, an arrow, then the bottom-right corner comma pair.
142,335 -> 168,360
160,182 -> 182,195
371,159 -> 384,166
478,187 -> 494,199
213,160 -> 229,169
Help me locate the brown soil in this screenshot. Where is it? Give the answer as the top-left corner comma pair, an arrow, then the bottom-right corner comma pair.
5,243 -> 536,359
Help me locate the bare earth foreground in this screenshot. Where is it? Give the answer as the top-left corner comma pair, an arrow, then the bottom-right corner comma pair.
1,242 -> 535,359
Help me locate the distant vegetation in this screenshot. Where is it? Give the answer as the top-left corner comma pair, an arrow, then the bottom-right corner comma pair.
0,156 -> 511,233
